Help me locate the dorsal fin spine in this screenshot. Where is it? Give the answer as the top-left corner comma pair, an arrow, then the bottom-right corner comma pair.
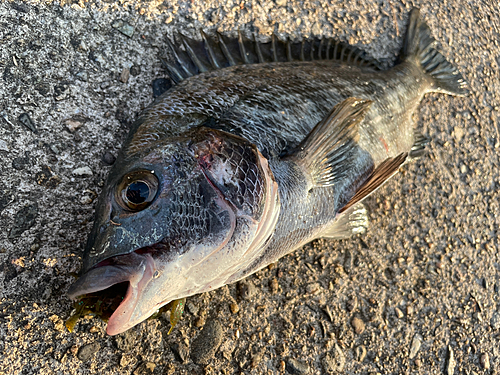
254,34 -> 265,63
182,37 -> 208,73
167,37 -> 194,78
326,39 -> 332,60
332,42 -> 339,60
271,34 -> 278,62
163,33 -> 380,83
286,40 -> 293,61
318,38 -> 325,60
164,63 -> 184,83
201,31 -> 221,69
238,31 -> 250,64
300,40 -> 306,61
217,33 -> 236,66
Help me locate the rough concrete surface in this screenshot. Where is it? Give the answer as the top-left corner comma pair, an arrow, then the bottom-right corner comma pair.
0,0 -> 498,374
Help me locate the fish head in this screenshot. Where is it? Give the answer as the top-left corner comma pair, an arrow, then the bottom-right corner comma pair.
68,127 -> 279,335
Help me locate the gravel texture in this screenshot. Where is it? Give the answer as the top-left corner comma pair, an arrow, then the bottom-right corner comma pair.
0,0 -> 499,374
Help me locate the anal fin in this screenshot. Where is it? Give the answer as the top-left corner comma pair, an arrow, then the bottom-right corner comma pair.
322,203 -> 368,239
339,153 -> 408,213
284,97 -> 372,188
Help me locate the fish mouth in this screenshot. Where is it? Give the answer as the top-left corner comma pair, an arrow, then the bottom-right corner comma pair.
67,250 -> 156,336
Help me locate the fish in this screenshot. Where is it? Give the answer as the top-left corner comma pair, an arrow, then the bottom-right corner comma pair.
67,8 -> 468,336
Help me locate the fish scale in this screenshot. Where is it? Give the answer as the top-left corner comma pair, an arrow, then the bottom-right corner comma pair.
67,9 -> 468,336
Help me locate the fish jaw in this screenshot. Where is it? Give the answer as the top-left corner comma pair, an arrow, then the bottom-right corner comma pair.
67,251 -> 158,336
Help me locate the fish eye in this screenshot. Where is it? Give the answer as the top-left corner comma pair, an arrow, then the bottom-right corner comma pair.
116,171 -> 158,211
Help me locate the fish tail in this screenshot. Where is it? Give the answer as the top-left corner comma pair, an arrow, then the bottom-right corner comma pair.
399,8 -> 469,96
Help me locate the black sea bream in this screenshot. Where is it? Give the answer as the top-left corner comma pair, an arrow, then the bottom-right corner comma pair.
67,9 -> 468,335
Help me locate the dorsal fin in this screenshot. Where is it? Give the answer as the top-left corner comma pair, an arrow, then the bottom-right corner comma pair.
162,32 -> 381,84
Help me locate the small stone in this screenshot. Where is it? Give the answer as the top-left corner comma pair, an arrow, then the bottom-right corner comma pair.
186,301 -> 199,316
490,311 -> 500,329
133,362 -> 156,374
0,139 -> 9,151
454,126 -> 464,141
230,302 -> 239,314
480,353 -> 490,369
355,345 -> 367,362
73,166 -> 93,176
2,263 -> 17,282
306,282 -> 321,294
49,314 -> 65,332
80,195 -> 94,205
35,82 -> 51,96
312,22 -> 322,35
0,186 -> 14,212
414,358 -> 421,367
9,203 -> 38,240
77,342 -> 100,361
395,307 -> 404,319
191,319 -> 224,365
76,70 -> 88,81
49,142 -> 66,154
406,305 -> 414,316
36,165 -> 61,188
276,0 -> 287,6
269,277 -> 279,294
54,82 -> 70,101
11,3 -> 30,13
238,280 -> 257,300
446,345 -> 456,375
120,68 -> 130,83
409,334 -> 422,359
12,154 -> 30,170
65,117 -> 87,132
346,296 -> 357,312
18,113 -> 37,133
194,314 -> 206,328
115,106 -> 131,127
120,353 -> 138,367
250,349 -> 264,368
101,151 -> 116,166
322,344 -> 345,373
115,330 -> 138,352
112,19 -> 135,37
130,65 -> 141,76
171,342 -> 189,363
351,317 -> 365,335
285,358 -> 310,374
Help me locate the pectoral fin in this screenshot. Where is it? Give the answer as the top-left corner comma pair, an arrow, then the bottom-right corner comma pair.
284,97 -> 372,189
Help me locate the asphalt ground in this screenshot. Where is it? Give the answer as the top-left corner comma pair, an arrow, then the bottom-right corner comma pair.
0,0 -> 499,374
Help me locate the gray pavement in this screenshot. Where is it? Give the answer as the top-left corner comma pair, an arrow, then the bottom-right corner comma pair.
0,0 -> 499,374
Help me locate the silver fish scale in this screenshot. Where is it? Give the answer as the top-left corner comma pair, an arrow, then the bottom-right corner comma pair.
161,174 -> 229,254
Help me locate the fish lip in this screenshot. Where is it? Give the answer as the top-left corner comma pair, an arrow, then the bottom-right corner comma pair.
67,250 -> 156,336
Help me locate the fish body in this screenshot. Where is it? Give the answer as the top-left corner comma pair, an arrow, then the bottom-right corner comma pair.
68,9 -> 468,335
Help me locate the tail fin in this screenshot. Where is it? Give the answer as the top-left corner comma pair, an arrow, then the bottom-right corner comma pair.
399,8 -> 469,96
